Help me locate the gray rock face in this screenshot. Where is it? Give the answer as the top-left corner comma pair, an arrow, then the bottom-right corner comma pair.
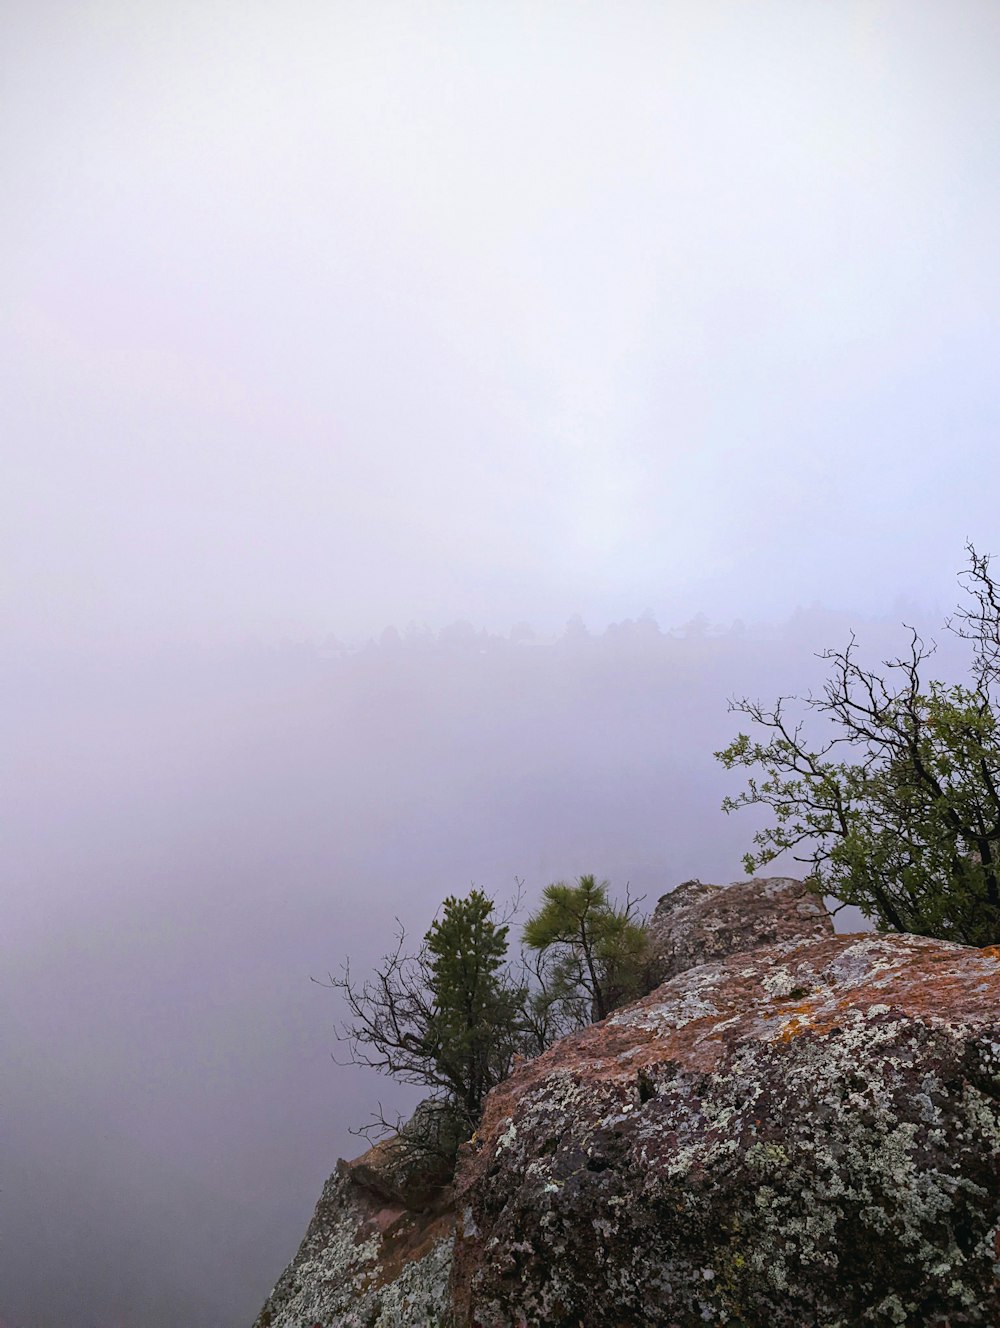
255,885 -> 1000,1327
451,932 -> 1000,1327
252,1138 -> 453,1328
646,875 -> 833,983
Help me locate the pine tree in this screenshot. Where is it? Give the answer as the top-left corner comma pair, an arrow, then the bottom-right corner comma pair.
423,890 -> 524,1124
324,888 -> 526,1147
522,875 -> 647,1023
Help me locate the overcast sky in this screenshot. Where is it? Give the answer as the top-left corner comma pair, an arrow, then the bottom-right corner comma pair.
5,0 -> 1000,654
4,4 -> 1000,1327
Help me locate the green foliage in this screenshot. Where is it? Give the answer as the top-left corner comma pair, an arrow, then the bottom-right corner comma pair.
717,547 -> 1000,947
423,890 -> 524,1122
325,887 -> 527,1150
523,874 -> 648,1022
329,878 -> 653,1161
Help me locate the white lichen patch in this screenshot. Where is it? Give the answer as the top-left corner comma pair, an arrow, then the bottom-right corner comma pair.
364,1235 -> 452,1327
612,963 -> 725,1032
456,929 -> 1000,1328
817,933 -> 976,997
761,966 -> 799,999
494,1117 -> 519,1153
254,1171 -> 452,1328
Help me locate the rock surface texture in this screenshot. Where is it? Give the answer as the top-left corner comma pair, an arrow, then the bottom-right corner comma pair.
252,1139 -> 453,1328
254,881 -> 1000,1327
452,931 -> 1000,1327
646,875 -> 833,983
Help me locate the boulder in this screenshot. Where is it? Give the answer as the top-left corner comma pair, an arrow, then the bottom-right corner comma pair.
451,932 -> 1000,1327
645,876 -> 833,983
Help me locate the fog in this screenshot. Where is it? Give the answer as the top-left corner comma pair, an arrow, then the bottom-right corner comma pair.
0,613 -> 979,1328
4,2 -> 1000,1325
6,1 -> 1000,649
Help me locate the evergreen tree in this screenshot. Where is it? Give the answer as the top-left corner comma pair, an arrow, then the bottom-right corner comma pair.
324,888 -> 526,1146
423,890 -> 524,1124
522,875 -> 647,1023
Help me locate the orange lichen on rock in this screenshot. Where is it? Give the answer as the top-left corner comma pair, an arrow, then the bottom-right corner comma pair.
776,1014 -> 810,1042
257,880 -> 1000,1328
453,928 -> 1000,1328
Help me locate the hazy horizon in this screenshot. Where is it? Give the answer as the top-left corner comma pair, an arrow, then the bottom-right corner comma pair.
5,1 -> 1000,655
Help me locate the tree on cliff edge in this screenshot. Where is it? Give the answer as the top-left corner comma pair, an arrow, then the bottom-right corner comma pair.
717,545 -> 1000,947
423,889 -> 525,1123
523,875 -> 648,1022
322,888 -> 525,1145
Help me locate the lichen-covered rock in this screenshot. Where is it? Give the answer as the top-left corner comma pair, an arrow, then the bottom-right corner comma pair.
646,876 -> 833,984
252,1138 -> 453,1328
451,933 -> 1000,1327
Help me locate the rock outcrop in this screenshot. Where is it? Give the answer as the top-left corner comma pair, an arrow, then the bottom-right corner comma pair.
252,1137 -> 454,1328
452,931 -> 1000,1327
645,875 -> 833,983
255,880 -> 1000,1327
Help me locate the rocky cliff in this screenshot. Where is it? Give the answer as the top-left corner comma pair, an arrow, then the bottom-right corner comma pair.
254,880 -> 1000,1327
251,1139 -> 454,1328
